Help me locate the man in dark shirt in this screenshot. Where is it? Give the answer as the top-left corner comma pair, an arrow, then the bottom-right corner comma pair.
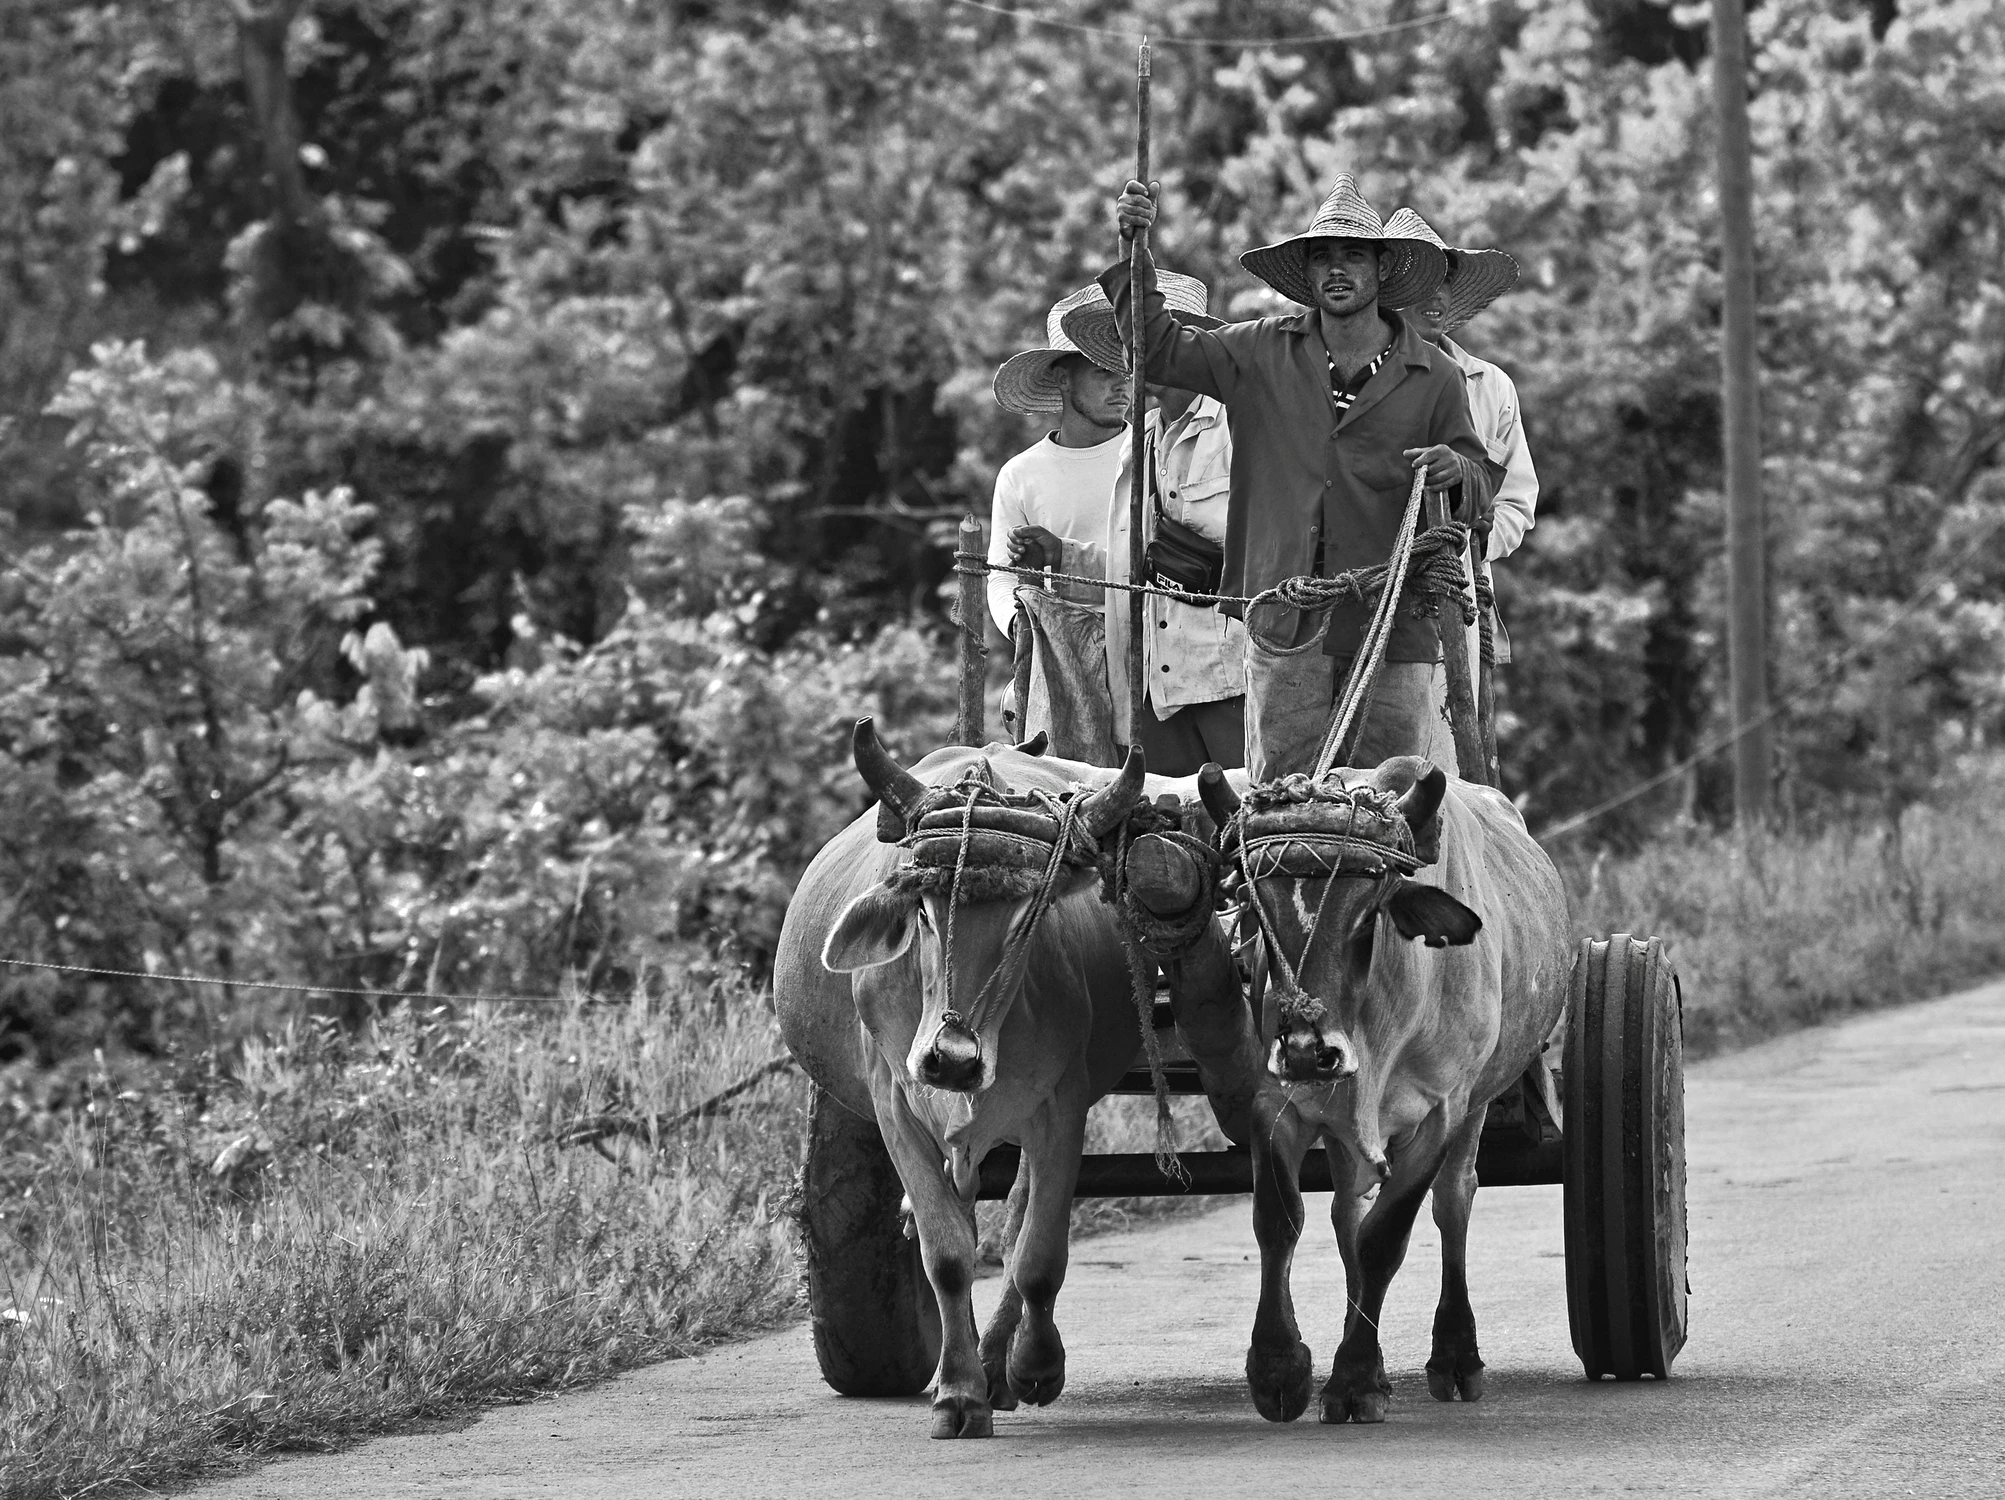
1106,175 -> 1502,779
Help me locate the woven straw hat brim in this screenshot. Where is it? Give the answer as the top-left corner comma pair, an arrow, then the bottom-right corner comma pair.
1437,247 -> 1520,333
992,346 -> 1096,416
1239,233 -> 1447,312
994,282 -> 1130,415
1060,269 -> 1222,372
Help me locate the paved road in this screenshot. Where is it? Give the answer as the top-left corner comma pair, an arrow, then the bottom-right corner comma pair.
208,982 -> 2005,1499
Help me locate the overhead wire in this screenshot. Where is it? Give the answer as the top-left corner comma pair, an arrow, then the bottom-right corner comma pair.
1532,513 -> 2005,844
940,0 -> 1503,48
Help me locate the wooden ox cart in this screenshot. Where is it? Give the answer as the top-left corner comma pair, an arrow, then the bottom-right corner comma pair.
794,509 -> 1688,1402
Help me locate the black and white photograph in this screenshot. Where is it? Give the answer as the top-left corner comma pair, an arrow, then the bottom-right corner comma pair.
2,2 -> 2000,1496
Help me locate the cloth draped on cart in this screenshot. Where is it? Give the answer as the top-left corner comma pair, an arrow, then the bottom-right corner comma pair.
1005,587 -> 1120,767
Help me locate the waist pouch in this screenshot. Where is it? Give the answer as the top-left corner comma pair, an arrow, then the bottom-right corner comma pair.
1145,510 -> 1225,595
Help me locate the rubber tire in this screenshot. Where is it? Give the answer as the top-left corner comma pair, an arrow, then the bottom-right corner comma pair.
1561,934 -> 1689,1381
800,1086 -> 941,1396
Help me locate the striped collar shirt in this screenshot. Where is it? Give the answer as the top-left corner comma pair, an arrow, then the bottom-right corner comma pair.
1329,341 -> 1395,414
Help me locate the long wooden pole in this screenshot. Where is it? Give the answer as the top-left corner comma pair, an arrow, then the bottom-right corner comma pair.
1711,0 -> 1769,826
954,515 -> 986,746
1427,491 -> 1489,784
1473,542 -> 1500,781
1126,40 -> 1151,760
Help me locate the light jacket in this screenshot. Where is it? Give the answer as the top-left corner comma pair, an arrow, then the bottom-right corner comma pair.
1065,396 -> 1247,744
1438,335 -> 1537,561
1102,252 -> 1502,663
1439,335 -> 1539,665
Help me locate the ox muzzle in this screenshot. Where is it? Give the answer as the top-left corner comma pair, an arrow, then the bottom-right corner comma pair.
1269,1010 -> 1359,1084
913,1013 -> 985,1093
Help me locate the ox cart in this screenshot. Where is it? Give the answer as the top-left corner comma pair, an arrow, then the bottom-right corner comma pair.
792,509 -> 1688,1406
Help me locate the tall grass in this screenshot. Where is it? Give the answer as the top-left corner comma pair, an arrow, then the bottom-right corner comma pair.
1561,764 -> 2005,1055
0,985 -> 805,1500
5,769 -> 2004,1498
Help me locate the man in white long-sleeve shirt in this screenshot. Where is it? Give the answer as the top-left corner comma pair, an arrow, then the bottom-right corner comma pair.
985,284 -> 1132,637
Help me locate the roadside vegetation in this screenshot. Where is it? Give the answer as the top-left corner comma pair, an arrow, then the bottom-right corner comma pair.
9,762 -> 2004,1500
1561,760 -> 2005,1057
6,0 -> 2005,1497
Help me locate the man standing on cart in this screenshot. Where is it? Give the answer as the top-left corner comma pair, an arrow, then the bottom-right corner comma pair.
1387,212 -> 1539,682
1059,272 -> 1247,775
1106,176 -> 1501,780
987,284 -> 1134,763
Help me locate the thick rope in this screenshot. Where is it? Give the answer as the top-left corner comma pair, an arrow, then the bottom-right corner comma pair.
1474,566 -> 1496,669
937,781 -> 982,1039
884,771 -> 1185,1173
957,527 -> 1475,620
1219,782 -> 1422,1042
1316,472 -> 1426,776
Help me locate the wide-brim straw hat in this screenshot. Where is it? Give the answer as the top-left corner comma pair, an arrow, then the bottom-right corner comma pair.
993,283 -> 1129,416
1382,207 -> 1520,332
1239,175 -> 1447,311
1058,268 -> 1224,372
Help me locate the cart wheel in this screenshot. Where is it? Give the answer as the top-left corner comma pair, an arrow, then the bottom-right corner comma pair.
799,1086 -> 940,1395
1562,934 -> 1688,1380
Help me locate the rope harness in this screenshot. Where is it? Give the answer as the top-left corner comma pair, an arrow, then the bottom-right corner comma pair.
1219,777 -> 1422,1037
880,767 -> 1216,1179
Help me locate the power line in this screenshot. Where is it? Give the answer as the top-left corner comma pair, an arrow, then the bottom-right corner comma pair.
1532,515 -> 2005,844
0,955 -> 556,1006
941,0 -> 1502,48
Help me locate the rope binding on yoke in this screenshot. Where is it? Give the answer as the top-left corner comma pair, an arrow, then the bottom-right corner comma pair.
1216,775 -> 1426,1032
859,735 -> 1208,1181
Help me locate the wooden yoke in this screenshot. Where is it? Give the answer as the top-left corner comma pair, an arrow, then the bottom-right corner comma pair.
1426,491 -> 1490,786
954,515 -> 986,747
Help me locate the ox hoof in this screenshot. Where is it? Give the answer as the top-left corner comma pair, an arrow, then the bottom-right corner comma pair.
1006,1323 -> 1067,1408
983,1356 -> 1020,1412
1320,1388 -> 1390,1424
1245,1340 -> 1314,1423
1425,1351 -> 1486,1403
929,1393 -> 994,1440
1320,1356 -> 1392,1425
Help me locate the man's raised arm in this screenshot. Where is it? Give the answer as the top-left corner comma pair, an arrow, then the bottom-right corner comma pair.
1100,179 -> 1246,401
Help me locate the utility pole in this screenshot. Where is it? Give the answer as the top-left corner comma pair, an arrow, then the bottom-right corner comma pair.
1711,0 -> 1769,826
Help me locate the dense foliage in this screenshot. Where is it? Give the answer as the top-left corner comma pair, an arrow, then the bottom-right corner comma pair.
3,0 -> 2003,1064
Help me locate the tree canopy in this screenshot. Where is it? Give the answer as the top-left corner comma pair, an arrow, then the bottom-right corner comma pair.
3,0 -> 2002,1061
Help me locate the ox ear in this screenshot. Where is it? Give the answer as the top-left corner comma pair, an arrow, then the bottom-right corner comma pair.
1385,878 -> 1482,949
822,885 -> 922,972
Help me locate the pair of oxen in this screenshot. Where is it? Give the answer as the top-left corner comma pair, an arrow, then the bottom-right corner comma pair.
775,721 -> 1571,1438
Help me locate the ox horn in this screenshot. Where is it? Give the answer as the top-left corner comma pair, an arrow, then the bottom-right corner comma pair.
1013,730 -> 1049,757
1197,762 -> 1240,829
851,717 -> 925,821
1076,746 -> 1148,838
1395,761 -> 1449,831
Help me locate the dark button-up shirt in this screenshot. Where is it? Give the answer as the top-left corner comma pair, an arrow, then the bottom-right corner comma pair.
1102,253 -> 1501,662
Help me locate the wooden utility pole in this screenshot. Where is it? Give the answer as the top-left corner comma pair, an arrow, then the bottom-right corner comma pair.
1126,40 -> 1152,757
1711,0 -> 1770,825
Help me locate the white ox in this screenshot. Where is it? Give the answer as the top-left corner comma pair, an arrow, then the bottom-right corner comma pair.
1185,756 -> 1572,1424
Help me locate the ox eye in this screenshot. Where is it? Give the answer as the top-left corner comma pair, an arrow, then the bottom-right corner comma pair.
1349,909 -> 1377,971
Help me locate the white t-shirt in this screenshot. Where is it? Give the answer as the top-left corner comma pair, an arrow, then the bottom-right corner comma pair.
985,430 -> 1128,634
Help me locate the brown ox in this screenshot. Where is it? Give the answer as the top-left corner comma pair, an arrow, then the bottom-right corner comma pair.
774,722 -> 1256,1438
1188,757 -> 1571,1424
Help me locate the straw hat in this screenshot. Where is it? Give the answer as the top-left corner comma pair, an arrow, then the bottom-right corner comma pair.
992,284 -> 1128,416
1239,175 -> 1448,311
1058,269 -> 1224,372
1382,207 -> 1520,333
